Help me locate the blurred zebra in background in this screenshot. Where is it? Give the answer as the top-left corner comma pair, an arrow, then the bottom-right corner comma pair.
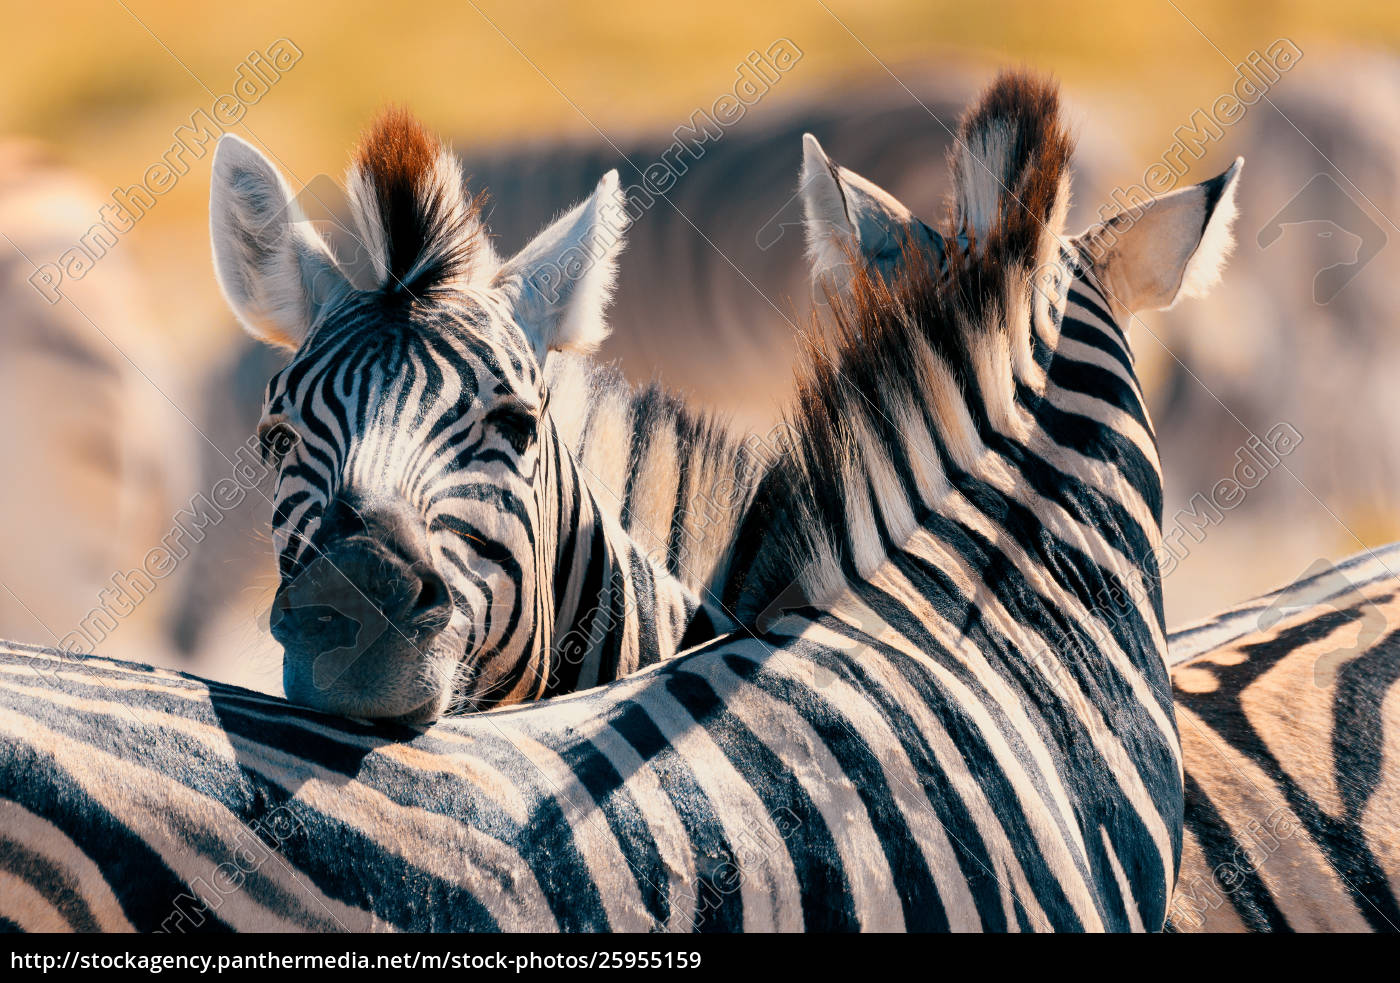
0,139 -> 190,662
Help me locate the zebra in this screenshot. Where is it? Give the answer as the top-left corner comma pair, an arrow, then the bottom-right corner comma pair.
1165,543 -> 1400,932
791,129 -> 1400,933
207,109 -> 766,719
0,71 -> 1233,931
4,567 -> 1396,933
554,361 -> 1400,935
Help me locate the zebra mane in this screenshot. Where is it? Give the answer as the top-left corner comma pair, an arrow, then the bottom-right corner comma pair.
545,352 -> 768,599
346,108 -> 487,296
734,72 -> 1075,620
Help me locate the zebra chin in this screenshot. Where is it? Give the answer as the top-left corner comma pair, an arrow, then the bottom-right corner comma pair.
270,574 -> 464,721
270,494 -> 466,721
273,593 -> 464,722
275,627 -> 462,722
276,631 -> 462,723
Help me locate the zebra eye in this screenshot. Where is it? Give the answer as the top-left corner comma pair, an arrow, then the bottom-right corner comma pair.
257,416 -> 300,468
486,401 -> 538,454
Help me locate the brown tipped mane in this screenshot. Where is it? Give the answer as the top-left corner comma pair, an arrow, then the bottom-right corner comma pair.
357,107 -> 440,206
352,107 -> 482,294
950,72 -> 1073,264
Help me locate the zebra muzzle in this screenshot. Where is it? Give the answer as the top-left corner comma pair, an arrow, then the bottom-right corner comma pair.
271,498 -> 455,717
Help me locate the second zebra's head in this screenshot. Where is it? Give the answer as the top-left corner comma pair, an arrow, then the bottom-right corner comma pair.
786,71 -> 1242,615
799,105 -> 1243,350
210,110 -> 626,721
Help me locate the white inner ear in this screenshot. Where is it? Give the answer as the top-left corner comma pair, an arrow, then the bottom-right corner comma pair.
1078,157 -> 1243,316
1176,162 -> 1242,303
495,170 -> 627,364
209,134 -> 344,349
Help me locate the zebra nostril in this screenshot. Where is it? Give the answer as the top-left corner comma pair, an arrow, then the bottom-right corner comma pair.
318,497 -> 368,541
410,568 -> 452,625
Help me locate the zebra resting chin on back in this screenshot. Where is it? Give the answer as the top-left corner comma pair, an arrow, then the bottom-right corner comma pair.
0,71 -> 1222,932
208,110 -> 749,718
4,574 -> 1391,933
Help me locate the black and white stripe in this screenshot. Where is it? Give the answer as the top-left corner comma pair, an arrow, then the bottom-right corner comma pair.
1166,543 -> 1400,932
782,89 -> 1400,933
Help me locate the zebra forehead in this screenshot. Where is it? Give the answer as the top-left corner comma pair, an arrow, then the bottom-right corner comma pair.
265,309 -> 539,415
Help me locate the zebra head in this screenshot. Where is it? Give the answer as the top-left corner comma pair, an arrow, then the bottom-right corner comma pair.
209,111 -> 629,721
738,72 -> 1246,623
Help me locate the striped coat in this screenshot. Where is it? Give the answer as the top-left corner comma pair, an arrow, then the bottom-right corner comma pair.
6,540 -> 1398,932
784,108 -> 1400,933
1167,543 -> 1400,932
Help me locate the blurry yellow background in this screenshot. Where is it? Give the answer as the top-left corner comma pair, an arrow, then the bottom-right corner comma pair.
4,0 -> 1397,354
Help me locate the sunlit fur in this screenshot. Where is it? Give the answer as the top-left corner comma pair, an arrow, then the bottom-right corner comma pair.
552,316 -> 1400,932
788,82 -> 1400,934
554,92 -> 1397,935
789,85 -> 1400,936
1,74 -> 1198,932
556,73 -> 1190,925
6,543 -> 1398,931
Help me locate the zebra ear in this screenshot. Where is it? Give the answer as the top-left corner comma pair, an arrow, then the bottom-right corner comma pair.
1075,157 -> 1243,316
210,134 -> 347,349
800,133 -> 916,290
494,170 -> 627,363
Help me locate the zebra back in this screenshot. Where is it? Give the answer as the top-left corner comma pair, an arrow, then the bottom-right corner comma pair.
1167,542 -> 1400,932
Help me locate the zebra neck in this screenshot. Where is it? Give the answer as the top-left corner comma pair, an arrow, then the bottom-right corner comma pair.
543,353 -> 768,601
539,424 -> 704,696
